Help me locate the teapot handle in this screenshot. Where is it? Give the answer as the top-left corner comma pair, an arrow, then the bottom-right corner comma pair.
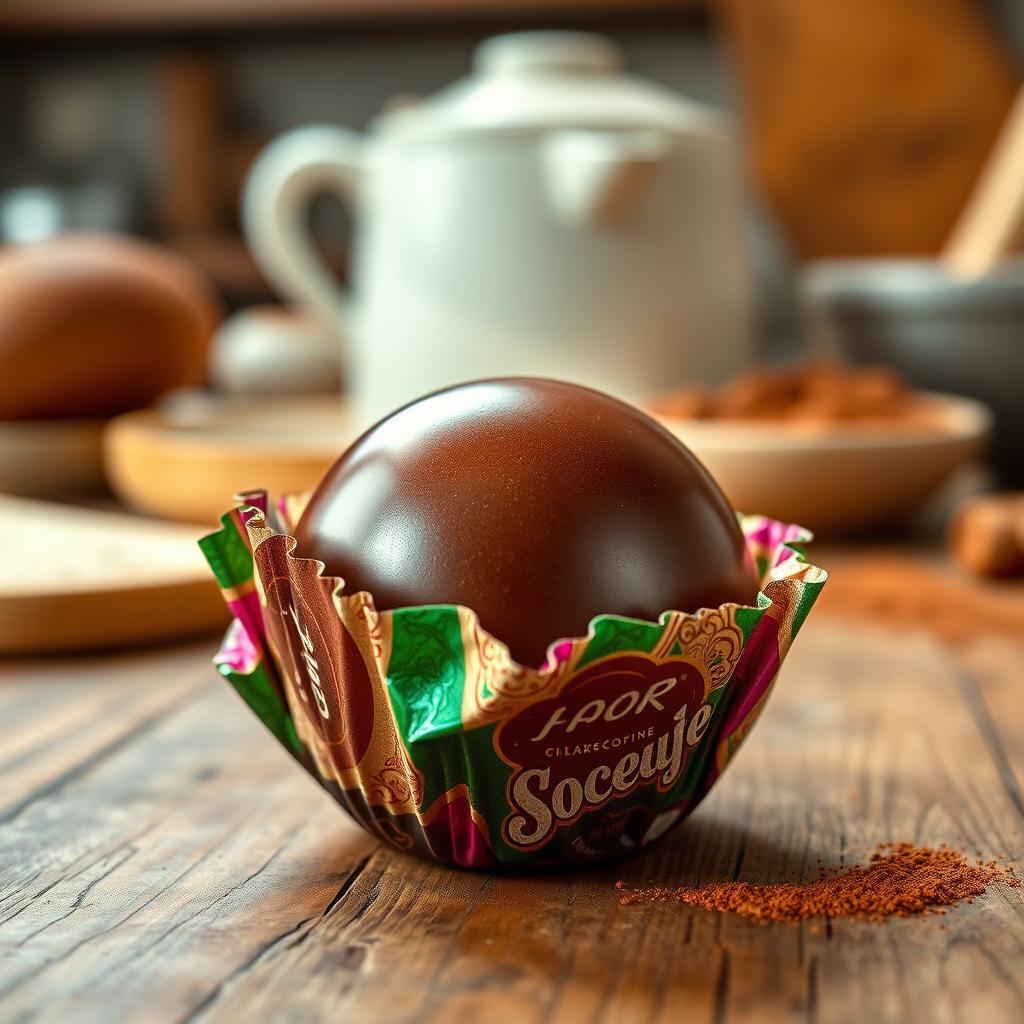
242,125 -> 363,328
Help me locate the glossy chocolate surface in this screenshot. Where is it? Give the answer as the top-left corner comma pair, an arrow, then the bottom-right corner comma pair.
294,378 -> 759,666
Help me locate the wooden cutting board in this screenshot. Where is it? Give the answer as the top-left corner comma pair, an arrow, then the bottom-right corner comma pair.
0,496 -> 228,655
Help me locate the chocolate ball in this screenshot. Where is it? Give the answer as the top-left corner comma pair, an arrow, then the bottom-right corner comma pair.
295,378 -> 759,666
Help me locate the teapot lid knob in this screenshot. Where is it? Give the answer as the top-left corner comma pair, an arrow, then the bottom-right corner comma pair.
475,31 -> 621,76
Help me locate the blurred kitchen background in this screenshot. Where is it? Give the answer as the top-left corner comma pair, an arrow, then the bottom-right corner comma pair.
3,0 -> 1024,654
1,0 -> 1021,319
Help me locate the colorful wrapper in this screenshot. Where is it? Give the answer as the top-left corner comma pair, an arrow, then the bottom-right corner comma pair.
200,494 -> 825,869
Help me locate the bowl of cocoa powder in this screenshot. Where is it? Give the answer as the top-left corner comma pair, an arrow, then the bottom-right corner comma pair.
646,363 -> 991,536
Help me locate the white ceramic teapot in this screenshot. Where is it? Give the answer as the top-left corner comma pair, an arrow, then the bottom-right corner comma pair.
243,31 -> 752,426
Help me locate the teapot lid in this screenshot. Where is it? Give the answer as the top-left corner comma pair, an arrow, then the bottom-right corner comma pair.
377,31 -> 722,142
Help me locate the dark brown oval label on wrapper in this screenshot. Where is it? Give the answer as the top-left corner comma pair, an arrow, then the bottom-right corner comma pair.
494,654 -> 712,852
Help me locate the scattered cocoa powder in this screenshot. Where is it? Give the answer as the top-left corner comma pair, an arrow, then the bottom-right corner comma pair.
616,843 -> 1018,923
817,550 -> 1024,647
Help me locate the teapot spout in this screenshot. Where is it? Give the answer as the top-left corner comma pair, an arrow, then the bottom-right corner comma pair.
541,129 -> 673,227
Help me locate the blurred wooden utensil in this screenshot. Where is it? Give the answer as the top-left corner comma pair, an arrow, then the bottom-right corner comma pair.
943,85 -> 1024,279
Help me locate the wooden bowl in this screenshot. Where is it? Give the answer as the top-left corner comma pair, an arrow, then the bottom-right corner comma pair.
654,392 -> 992,536
104,396 -> 354,525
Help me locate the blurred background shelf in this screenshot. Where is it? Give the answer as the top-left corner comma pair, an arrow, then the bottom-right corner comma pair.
2,0 -> 1019,319
0,0 -> 703,34
0,3 -> 718,310
0,0 -> 1022,478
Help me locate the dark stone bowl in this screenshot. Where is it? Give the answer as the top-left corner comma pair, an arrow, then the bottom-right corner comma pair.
801,259 -> 1024,485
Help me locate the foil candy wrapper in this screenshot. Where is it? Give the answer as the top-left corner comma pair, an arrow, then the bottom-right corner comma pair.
200,493 -> 826,868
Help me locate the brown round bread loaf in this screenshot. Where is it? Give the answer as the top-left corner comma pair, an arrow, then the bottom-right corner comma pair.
0,234 -> 222,420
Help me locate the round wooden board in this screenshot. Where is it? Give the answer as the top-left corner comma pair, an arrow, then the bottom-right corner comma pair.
0,496 -> 228,655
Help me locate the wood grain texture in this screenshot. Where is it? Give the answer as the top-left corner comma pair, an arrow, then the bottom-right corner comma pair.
1,619 -> 1023,1023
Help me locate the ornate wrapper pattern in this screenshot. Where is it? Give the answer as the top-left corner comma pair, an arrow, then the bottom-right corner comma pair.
200,501 -> 825,868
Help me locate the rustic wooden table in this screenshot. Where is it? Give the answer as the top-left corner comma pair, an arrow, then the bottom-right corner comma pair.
2,578 -> 1024,1023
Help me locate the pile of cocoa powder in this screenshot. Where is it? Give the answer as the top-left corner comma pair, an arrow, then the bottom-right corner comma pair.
648,362 -> 939,430
617,842 -> 1018,923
